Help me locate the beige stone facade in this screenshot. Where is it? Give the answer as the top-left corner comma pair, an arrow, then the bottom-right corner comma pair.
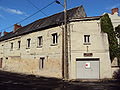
0,18 -> 113,79
0,26 -> 63,78
0,6 -> 116,79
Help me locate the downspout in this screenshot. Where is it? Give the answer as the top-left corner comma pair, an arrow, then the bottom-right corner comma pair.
62,23 -> 64,78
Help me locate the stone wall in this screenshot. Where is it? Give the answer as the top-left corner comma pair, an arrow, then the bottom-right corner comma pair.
0,26 -> 63,78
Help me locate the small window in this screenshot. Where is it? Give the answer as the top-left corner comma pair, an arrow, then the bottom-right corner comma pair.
27,39 -> 31,48
38,36 -> 43,47
0,58 -> 3,68
84,35 -> 90,45
18,41 -> 21,49
11,42 -> 13,50
52,33 -> 58,45
39,57 -> 45,69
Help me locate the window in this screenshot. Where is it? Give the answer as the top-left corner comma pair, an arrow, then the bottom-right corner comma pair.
11,42 -> 13,50
27,38 -> 31,48
52,33 -> 58,45
0,58 -> 3,68
39,57 -> 45,69
18,41 -> 21,49
84,35 -> 90,45
38,36 -> 43,47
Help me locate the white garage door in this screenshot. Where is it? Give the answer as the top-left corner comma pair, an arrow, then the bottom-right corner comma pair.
76,58 -> 100,79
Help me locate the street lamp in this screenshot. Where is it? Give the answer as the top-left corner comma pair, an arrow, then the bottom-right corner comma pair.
56,0 -> 69,79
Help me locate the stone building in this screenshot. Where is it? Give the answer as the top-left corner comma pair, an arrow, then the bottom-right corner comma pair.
0,5 -> 113,79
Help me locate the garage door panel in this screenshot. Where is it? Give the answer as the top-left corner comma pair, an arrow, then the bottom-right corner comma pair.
76,59 -> 99,79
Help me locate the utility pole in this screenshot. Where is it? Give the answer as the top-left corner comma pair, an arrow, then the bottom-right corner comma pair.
55,0 -> 68,79
64,0 -> 69,79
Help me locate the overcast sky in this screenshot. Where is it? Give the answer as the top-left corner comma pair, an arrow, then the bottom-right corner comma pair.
0,0 -> 120,32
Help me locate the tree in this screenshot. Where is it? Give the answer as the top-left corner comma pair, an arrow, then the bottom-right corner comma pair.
115,25 -> 120,65
115,25 -> 120,38
100,13 -> 118,62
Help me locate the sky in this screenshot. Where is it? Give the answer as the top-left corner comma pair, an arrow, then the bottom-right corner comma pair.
0,0 -> 120,33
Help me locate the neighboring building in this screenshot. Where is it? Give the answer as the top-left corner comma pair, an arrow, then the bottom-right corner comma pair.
0,5 -> 112,79
108,8 -> 120,28
107,8 -> 120,74
107,8 -> 120,44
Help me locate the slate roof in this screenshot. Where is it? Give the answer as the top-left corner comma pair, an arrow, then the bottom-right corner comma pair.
0,5 -> 87,42
69,16 -> 101,22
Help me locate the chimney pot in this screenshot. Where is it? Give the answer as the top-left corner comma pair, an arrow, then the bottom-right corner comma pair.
14,24 -> 22,32
111,8 -> 119,15
4,31 -> 8,36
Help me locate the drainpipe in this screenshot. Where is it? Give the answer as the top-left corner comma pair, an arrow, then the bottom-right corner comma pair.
62,23 -> 64,78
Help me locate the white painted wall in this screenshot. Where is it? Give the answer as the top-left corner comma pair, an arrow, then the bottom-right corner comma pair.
69,20 -> 112,79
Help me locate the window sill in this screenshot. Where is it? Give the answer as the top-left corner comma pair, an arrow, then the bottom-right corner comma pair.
26,47 -> 30,49
83,43 -> 91,45
37,46 -> 43,48
17,48 -> 20,50
51,43 -> 58,46
10,49 -> 13,51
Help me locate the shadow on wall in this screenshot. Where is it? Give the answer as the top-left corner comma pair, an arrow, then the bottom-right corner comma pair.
113,69 -> 120,80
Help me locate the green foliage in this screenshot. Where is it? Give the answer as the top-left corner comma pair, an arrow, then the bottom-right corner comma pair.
115,25 -> 120,38
115,25 -> 120,65
101,14 -> 114,34
100,13 -> 119,61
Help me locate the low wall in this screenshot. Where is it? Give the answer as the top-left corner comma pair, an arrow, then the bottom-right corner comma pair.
111,66 -> 120,78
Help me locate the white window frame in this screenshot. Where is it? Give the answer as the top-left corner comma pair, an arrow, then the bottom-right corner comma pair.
27,38 -> 31,48
84,35 -> 91,45
52,33 -> 58,45
11,42 -> 13,50
39,57 -> 45,69
18,41 -> 21,49
37,36 -> 43,47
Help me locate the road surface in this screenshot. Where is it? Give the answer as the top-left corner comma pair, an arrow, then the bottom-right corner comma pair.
0,70 -> 120,90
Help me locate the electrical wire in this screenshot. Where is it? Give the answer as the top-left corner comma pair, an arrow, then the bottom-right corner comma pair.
26,0 -> 47,16
0,0 -> 56,32
17,0 -> 55,24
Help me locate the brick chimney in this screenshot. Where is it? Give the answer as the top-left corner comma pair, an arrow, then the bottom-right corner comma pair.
14,24 -> 22,32
111,8 -> 119,15
4,31 -> 8,36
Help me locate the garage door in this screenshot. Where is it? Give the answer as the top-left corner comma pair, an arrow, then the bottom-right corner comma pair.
76,58 -> 99,79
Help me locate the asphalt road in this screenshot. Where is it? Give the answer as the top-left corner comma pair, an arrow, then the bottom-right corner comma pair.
0,70 -> 120,90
